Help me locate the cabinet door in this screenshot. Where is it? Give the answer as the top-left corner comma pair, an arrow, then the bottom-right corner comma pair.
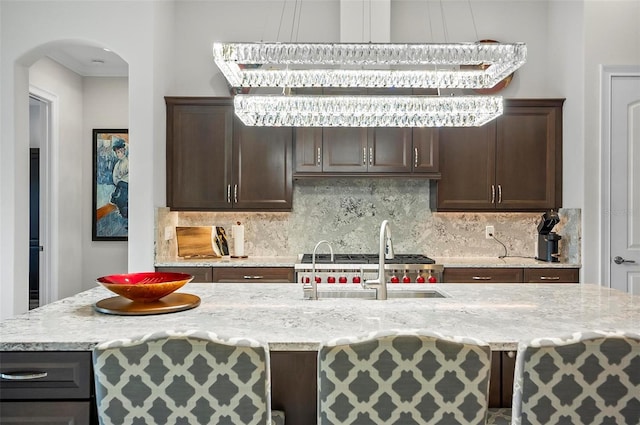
322,128 -> 368,172
234,123 -> 293,210
435,122 -> 496,210
412,128 -> 439,173
523,268 -> 579,283
294,128 -> 322,173
368,128 -> 412,173
166,98 -> 233,210
496,101 -> 563,210
443,267 -> 523,283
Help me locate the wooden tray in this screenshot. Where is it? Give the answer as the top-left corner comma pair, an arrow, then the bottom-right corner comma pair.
94,293 -> 200,316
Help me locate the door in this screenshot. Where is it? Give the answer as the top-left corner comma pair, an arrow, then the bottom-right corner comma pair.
608,71 -> 640,293
29,149 -> 40,309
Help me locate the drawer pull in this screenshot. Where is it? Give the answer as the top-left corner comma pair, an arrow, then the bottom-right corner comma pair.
472,276 -> 492,280
1,371 -> 48,380
540,276 -> 560,281
243,275 -> 264,280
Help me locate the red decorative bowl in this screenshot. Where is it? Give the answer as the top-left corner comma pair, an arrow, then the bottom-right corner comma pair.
97,272 -> 194,303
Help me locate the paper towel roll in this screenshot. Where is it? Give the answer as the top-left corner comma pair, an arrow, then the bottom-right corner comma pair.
232,223 -> 245,257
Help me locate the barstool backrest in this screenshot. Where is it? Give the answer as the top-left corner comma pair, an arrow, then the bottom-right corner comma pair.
93,330 -> 272,425
318,329 -> 492,425
511,331 -> 640,425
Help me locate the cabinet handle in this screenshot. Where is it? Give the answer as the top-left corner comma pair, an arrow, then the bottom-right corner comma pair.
363,147 -> 367,165
472,276 -> 492,280
414,147 -> 418,168
369,147 -> 373,165
540,276 -> 560,281
316,147 -> 321,165
498,184 -> 503,203
243,275 -> 264,280
234,184 -> 238,203
491,185 -> 495,204
1,371 -> 48,380
227,184 -> 231,203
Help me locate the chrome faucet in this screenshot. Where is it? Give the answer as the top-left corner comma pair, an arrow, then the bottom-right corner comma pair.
308,240 -> 334,300
364,220 -> 394,300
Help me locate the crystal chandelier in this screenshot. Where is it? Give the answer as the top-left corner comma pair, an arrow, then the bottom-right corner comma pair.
213,42 -> 526,89
213,41 -> 525,127
233,94 -> 503,127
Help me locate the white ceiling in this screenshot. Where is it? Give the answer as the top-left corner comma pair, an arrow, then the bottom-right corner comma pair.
47,45 -> 128,77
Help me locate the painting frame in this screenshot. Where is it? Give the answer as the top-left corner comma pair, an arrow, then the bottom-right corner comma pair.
92,129 -> 129,241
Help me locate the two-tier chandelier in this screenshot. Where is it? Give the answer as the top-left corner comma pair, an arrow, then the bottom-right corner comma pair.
213,40 -> 526,127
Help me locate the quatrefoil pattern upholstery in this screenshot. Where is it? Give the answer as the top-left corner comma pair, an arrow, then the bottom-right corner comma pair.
318,329 -> 492,425
511,331 -> 640,425
93,330 -> 272,425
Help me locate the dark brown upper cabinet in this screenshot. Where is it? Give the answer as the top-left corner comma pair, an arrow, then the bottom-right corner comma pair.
431,99 -> 564,212
166,97 -> 292,211
294,127 -> 439,177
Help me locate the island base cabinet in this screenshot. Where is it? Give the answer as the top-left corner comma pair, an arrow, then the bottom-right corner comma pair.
0,401 -> 92,424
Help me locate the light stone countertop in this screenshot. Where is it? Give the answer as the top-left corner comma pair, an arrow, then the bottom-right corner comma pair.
155,256 -> 581,269
1,282 -> 633,352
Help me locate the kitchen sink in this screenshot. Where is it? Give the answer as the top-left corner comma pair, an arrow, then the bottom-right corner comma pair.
303,288 -> 448,300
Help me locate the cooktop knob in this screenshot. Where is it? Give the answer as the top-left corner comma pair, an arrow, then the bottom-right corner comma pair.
402,275 -> 411,283
352,276 -> 361,284
416,275 -> 426,283
338,276 -> 347,284
327,276 -> 336,284
315,276 -> 321,283
428,274 -> 437,283
390,275 -> 400,284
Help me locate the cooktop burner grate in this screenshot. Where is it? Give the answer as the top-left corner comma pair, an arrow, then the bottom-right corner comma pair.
300,254 -> 436,265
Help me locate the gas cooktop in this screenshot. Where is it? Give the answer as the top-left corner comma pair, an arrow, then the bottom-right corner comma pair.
300,254 -> 436,265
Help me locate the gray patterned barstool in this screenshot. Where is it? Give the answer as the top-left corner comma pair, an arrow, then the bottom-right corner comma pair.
318,329 -> 492,425
511,330 -> 640,425
93,330 -> 281,425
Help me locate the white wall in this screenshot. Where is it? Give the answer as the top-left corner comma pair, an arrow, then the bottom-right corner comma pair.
82,77 -> 129,290
29,58 -> 85,299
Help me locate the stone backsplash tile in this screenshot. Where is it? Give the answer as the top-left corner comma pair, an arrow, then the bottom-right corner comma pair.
156,178 -> 580,263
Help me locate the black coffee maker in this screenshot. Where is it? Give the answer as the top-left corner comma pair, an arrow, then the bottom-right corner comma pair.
536,210 -> 562,262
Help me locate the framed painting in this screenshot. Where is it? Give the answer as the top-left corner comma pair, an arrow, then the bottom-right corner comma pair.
92,129 -> 129,241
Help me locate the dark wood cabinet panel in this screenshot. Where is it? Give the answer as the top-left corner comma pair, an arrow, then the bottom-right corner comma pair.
211,267 -> 294,283
443,267 -> 524,283
524,268 -> 579,283
166,97 -> 293,211
432,99 -> 564,211
234,123 -> 292,210
322,127 -> 369,172
294,128 -> 322,173
434,123 -> 496,210
166,98 -> 233,210
412,127 -> 439,173
368,127 -> 412,173
155,266 -> 213,282
0,401 -> 92,424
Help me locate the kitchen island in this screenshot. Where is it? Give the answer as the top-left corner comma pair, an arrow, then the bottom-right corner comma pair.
1,283 -> 637,424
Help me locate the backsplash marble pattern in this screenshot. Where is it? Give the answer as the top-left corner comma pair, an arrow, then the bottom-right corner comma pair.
156,179 -> 580,263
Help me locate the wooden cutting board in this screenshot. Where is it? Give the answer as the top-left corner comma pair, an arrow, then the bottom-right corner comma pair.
176,226 -> 220,258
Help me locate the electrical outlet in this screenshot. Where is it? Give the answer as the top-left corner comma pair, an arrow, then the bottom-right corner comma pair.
485,225 -> 495,239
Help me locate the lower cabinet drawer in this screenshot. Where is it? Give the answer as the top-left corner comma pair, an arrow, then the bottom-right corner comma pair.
0,401 -> 91,424
443,267 -> 523,283
212,267 -> 294,283
524,268 -> 579,283
155,266 -> 213,282
0,352 -> 91,400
